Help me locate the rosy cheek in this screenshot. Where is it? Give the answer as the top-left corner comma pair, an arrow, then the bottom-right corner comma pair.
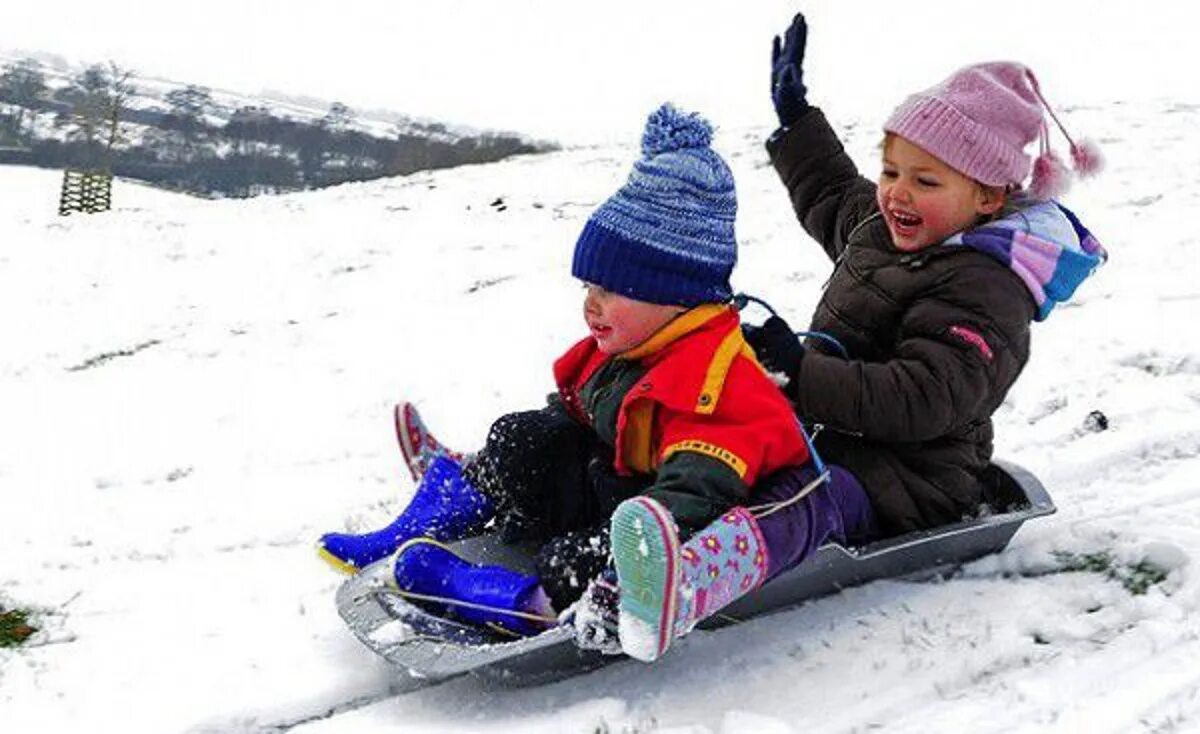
920,208 -> 947,232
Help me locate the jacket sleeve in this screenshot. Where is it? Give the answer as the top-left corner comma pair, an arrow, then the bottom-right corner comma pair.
643,365 -> 805,532
767,107 -> 881,263
789,264 -> 1031,442
645,451 -> 748,535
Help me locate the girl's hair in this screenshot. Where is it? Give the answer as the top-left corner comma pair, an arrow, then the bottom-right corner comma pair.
990,186 -> 1025,223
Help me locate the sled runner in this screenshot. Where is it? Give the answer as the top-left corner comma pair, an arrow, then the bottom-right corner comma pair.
335,459 -> 1054,686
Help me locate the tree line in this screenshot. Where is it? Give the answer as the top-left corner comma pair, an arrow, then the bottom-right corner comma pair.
0,59 -> 550,197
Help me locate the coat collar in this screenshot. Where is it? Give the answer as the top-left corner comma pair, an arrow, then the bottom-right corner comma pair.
621,303 -> 756,416
555,303 -> 758,419
619,303 -> 731,361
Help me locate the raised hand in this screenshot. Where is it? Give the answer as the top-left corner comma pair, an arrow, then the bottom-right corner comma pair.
771,12 -> 810,127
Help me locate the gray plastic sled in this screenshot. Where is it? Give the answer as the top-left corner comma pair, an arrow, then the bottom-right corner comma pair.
335,459 -> 1054,686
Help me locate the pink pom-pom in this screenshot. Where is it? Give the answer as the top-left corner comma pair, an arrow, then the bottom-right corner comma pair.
1029,150 -> 1071,201
1071,138 -> 1104,178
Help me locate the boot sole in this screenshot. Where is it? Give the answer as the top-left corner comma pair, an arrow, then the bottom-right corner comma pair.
317,544 -> 360,575
611,497 -> 681,662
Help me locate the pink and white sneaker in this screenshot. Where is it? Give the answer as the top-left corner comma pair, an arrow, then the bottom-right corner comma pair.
394,401 -> 468,482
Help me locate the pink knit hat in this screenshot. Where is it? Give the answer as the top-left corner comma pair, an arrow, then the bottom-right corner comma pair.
884,62 -> 1102,200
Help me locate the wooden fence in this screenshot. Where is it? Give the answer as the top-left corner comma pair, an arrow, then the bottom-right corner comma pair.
58,168 -> 112,215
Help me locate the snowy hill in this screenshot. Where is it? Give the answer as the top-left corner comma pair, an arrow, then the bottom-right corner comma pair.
2,94 -> 1200,733
0,49 -> 492,144
0,52 -> 549,197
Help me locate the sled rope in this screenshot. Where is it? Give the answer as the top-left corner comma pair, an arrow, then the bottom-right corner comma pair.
733,292 -> 850,358
793,331 -> 849,359
746,470 -> 830,519
733,292 -> 778,316
382,587 -> 560,625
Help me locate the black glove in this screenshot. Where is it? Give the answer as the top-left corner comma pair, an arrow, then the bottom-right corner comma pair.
744,315 -> 806,379
771,13 -> 809,128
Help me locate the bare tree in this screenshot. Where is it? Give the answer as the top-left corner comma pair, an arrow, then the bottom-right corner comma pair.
58,65 -> 107,147
103,62 -> 135,157
56,62 -> 134,167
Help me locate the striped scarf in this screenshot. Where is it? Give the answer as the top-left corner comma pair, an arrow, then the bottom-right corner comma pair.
946,199 -> 1107,321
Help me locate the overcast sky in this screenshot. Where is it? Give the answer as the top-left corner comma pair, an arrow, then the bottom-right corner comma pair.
2,2 -> 1196,145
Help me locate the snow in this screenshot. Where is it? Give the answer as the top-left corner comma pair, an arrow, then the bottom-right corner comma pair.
3,69 -> 1200,734
369,621 -> 417,647
617,613 -> 660,665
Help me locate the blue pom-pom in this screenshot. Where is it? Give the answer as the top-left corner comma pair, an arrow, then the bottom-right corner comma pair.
641,103 -> 713,157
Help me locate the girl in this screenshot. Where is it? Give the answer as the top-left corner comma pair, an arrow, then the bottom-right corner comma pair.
596,13 -> 1108,661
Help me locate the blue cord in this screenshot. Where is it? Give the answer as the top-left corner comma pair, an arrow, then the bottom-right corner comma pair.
732,292 -> 778,317
794,331 -> 849,359
798,420 -> 829,483
736,294 -> 835,486
735,292 -> 850,358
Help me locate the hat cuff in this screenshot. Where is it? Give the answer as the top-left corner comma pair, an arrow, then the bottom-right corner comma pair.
885,95 -> 1030,187
572,219 -> 732,307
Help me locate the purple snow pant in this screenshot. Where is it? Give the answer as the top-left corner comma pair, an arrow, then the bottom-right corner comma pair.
755,464 -> 878,581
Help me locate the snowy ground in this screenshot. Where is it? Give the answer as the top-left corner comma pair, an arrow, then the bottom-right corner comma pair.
3,94 -> 1200,733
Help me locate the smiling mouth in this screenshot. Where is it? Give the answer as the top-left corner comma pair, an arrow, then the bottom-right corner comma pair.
888,208 -> 923,235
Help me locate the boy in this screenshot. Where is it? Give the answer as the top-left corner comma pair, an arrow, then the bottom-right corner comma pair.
318,104 -> 811,639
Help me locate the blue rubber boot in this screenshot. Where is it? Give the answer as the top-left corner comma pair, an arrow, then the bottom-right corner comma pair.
391,539 -> 555,637
318,455 -> 496,574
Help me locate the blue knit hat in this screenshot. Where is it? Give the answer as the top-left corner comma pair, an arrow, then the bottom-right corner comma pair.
572,104 -> 737,307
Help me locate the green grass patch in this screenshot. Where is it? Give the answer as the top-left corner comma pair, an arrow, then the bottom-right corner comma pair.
1053,550 -> 1170,595
0,607 -> 37,647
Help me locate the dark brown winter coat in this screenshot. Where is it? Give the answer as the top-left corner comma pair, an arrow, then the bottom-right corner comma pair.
767,108 -> 1037,536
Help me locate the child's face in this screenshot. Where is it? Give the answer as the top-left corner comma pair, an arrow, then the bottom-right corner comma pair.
877,135 -> 1005,252
582,284 -> 685,354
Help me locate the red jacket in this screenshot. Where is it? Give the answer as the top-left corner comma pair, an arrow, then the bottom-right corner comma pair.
554,304 -> 809,491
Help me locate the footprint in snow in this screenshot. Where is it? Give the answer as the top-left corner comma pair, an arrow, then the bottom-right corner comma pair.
1116,351 -> 1200,377
1120,194 -> 1164,208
